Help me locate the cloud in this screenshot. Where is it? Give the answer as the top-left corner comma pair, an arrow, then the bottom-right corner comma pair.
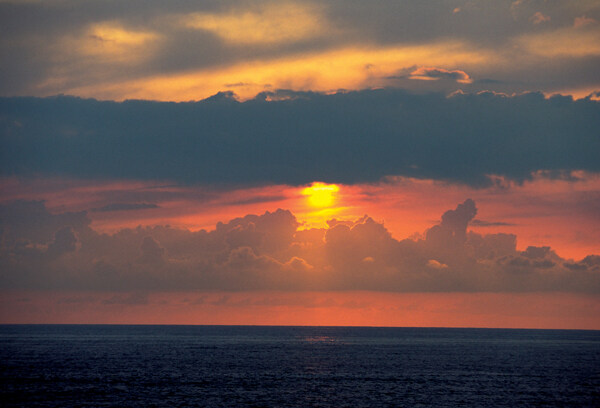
409,67 -> 472,83
59,40 -> 491,101
564,255 -> 600,272
92,203 -> 159,212
139,236 -> 166,264
529,12 -> 550,25
224,195 -> 287,206
426,198 -> 477,246
46,227 -> 79,259
2,89 -> 598,187
1,1 -> 599,99
1,199 -> 598,294
470,219 -> 515,227
102,292 -> 148,305
426,259 -> 448,269
516,27 -> 600,57
182,2 -> 329,46
75,22 -> 160,62
574,15 -> 597,28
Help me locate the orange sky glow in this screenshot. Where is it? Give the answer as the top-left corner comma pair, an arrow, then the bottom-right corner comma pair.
3,174 -> 597,260
2,291 -> 599,330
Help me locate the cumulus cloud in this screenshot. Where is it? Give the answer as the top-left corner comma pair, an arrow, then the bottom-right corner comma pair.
1,199 -> 598,294
2,90 -> 599,187
426,259 -> 448,269
139,236 -> 166,264
46,227 -> 79,259
426,198 -> 477,247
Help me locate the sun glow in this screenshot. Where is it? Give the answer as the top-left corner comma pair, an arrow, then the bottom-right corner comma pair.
302,182 -> 339,208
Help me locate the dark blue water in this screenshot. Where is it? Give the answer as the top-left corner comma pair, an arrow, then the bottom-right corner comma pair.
1,325 -> 599,407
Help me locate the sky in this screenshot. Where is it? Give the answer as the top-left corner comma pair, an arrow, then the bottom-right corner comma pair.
0,0 -> 599,328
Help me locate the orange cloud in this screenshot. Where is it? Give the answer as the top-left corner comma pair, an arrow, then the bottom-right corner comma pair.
426,259 -> 448,269
515,26 -> 600,58
2,198 -> 598,294
574,15 -> 597,28
409,66 -> 472,83
182,2 -> 329,45
529,12 -> 550,25
69,22 -> 159,63
58,41 -> 492,101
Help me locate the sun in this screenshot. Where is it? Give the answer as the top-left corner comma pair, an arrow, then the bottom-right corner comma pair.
302,182 -> 340,208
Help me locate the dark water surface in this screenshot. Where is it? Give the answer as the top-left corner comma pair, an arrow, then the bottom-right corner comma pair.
1,325 -> 599,407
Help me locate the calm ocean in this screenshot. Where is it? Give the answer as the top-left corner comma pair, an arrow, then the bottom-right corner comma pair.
1,325 -> 599,407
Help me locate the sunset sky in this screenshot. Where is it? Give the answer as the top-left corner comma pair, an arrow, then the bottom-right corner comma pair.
1,0 -> 599,329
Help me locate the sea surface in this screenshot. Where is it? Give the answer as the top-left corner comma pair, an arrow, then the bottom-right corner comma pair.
1,325 -> 599,407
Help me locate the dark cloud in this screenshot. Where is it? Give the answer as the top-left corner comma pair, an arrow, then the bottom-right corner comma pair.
1,199 -> 598,293
471,219 -> 515,227
409,67 -> 471,83
46,227 -> 79,259
139,236 -> 166,264
1,90 -> 598,186
564,255 -> 600,272
0,200 -> 92,244
224,195 -> 288,206
102,292 -> 149,305
92,203 -> 159,212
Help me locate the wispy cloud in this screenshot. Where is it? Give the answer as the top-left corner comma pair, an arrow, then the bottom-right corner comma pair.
529,12 -> 550,25
92,203 -> 159,212
409,67 -> 472,83
182,2 -> 329,45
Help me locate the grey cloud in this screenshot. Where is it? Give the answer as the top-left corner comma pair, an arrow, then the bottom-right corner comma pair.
0,200 -> 91,244
1,199 -> 598,294
102,292 -> 149,305
471,219 -> 515,227
564,255 -> 600,272
46,226 -> 78,259
224,195 -> 288,206
522,246 -> 554,259
426,198 -> 477,252
139,236 -> 166,264
92,203 -> 159,212
2,89 -> 599,187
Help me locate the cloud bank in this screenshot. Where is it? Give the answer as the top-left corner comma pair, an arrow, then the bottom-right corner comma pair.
1,199 -> 598,293
1,89 -> 599,186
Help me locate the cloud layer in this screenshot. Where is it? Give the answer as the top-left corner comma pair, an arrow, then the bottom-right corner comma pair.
1,199 -> 598,293
1,90 -> 599,186
1,1 -> 599,99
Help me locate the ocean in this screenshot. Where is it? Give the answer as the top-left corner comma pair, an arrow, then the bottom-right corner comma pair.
1,325 -> 599,407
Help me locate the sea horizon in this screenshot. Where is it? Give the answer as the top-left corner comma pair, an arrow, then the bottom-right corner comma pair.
2,322 -> 599,331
